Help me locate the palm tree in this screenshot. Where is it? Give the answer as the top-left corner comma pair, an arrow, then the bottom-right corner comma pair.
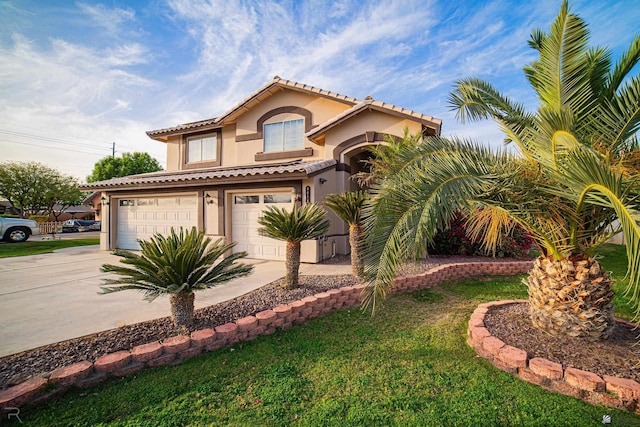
257,203 -> 330,289
325,191 -> 368,279
363,1 -> 640,341
100,227 -> 253,330
353,131 -> 423,188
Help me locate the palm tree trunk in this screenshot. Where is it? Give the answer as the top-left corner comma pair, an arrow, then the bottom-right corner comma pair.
526,255 -> 615,340
283,241 -> 301,290
350,224 -> 364,279
170,292 -> 195,330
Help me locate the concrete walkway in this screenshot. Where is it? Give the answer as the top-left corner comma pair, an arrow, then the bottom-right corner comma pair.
0,246 -> 351,357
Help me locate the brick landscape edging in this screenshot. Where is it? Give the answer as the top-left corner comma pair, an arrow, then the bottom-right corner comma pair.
0,260 -> 532,414
468,301 -> 640,414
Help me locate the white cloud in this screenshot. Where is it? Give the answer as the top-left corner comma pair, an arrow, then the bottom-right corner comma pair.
75,2 -> 137,35
163,0 -> 439,117
1,0 -> 637,181
0,23 -> 159,180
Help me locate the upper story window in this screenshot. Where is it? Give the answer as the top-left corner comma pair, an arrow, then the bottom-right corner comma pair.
187,135 -> 217,163
264,119 -> 303,152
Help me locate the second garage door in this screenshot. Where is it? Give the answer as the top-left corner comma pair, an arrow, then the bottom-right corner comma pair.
231,193 -> 293,261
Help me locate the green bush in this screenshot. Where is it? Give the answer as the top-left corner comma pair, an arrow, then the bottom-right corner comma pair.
29,215 -> 50,224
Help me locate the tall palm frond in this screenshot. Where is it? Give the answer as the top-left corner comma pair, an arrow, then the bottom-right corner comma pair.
364,1 -> 640,338
353,130 -> 422,187
606,35 -> 640,97
362,137 -> 517,310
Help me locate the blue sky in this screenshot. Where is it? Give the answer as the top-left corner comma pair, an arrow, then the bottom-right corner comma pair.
1,0 -> 638,180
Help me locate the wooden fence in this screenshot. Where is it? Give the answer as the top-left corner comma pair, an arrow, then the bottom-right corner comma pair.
38,221 -> 64,234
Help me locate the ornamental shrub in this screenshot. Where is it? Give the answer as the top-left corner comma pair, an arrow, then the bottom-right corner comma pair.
428,211 -> 533,258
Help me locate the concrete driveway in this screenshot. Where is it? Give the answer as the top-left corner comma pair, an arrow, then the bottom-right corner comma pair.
0,245 -> 350,357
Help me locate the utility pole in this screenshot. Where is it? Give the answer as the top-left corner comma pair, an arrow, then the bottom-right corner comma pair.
112,142 -> 115,158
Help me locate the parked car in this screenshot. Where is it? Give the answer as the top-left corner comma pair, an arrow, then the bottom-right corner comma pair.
0,217 -> 40,243
62,219 -> 96,233
88,221 -> 101,231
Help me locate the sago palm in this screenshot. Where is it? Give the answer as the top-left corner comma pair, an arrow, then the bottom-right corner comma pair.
100,227 -> 253,330
325,191 -> 368,279
363,0 -> 640,341
257,203 -> 330,289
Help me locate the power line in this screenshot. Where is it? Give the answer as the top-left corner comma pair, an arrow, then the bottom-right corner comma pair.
1,139 -> 109,156
0,129 -> 143,153
0,124 -> 115,145
0,129 -> 113,149
2,140 -> 167,165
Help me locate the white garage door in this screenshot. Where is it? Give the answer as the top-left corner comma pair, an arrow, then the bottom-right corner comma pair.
232,193 -> 293,261
117,197 -> 198,250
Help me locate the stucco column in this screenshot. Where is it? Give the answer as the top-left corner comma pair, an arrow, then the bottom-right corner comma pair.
99,192 -> 110,250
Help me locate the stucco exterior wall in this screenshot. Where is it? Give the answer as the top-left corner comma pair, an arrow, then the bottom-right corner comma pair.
220,125 -> 237,168
299,170 -> 349,263
235,91 -> 351,138
324,110 -> 423,159
203,191 -> 221,236
165,136 -> 182,171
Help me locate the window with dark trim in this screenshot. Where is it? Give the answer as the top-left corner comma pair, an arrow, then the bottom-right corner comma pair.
264,119 -> 303,152
187,134 -> 217,163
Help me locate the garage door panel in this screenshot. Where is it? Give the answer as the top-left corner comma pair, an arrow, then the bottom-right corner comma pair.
231,193 -> 292,261
277,247 -> 287,259
262,244 -> 279,257
117,197 -> 197,250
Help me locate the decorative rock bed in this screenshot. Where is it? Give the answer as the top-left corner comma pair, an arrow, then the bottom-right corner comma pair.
0,260 -> 533,415
468,301 -> 640,414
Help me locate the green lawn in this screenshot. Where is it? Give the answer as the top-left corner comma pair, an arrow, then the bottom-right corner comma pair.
0,238 -> 99,258
10,244 -> 640,426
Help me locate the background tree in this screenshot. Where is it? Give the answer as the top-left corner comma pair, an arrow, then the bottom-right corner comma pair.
363,1 -> 640,341
258,203 -> 330,290
325,191 -> 368,279
43,180 -> 85,221
100,227 -> 253,330
0,161 -> 83,218
87,152 -> 162,182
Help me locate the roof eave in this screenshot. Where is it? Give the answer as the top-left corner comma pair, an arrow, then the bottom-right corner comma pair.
146,123 -> 223,142
80,160 -> 337,192
81,171 -> 312,191
307,104 -> 443,141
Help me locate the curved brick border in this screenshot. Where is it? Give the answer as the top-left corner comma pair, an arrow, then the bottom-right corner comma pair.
0,260 -> 532,416
468,301 -> 640,414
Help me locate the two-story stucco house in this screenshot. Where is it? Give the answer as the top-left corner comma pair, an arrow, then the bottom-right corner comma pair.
84,77 -> 441,263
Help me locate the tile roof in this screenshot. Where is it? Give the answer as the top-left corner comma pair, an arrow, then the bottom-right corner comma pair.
146,118 -> 220,139
146,76 -> 443,142
81,159 -> 337,190
306,98 -> 442,140
146,76 -> 360,140
215,76 -> 360,124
